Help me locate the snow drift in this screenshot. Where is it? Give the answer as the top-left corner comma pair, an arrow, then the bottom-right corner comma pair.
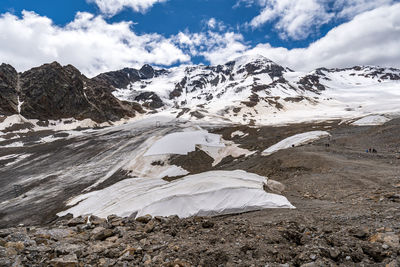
351,115 -> 391,126
144,130 -> 224,156
58,170 -> 294,219
263,131 -> 331,156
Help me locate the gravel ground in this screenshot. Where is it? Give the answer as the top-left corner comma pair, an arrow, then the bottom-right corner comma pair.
1,118 -> 400,266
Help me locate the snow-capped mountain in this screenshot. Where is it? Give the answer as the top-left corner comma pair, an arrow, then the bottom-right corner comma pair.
1,55 -> 400,126
108,55 -> 400,124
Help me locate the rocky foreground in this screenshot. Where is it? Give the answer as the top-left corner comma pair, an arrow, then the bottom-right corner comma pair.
1,200 -> 400,267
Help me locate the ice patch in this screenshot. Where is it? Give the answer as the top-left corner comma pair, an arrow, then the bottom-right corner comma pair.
0,115 -> 31,131
262,131 -> 331,156
58,170 -> 294,219
351,115 -> 391,126
231,130 -> 247,138
144,130 -> 224,156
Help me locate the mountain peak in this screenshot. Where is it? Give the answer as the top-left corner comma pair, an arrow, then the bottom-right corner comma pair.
230,54 -> 276,67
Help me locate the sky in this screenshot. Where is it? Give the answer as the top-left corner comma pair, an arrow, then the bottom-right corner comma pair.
0,0 -> 399,77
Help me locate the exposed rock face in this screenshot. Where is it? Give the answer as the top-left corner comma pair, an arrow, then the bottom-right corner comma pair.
94,68 -> 142,89
134,92 -> 164,109
0,64 -> 19,115
0,62 -> 142,122
94,65 -> 168,90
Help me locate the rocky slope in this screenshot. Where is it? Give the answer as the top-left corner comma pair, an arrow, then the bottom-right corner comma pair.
1,56 -> 400,125
1,209 -> 400,267
0,62 -> 142,123
0,64 -> 19,115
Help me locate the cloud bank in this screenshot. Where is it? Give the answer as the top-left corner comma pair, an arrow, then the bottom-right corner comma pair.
0,11 -> 189,76
242,0 -> 395,40
0,3 -> 399,76
204,3 -> 400,71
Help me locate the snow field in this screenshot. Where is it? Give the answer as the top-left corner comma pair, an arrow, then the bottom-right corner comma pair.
58,170 -> 295,219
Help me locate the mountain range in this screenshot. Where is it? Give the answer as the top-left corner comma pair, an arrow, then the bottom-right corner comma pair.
1,55 -> 400,125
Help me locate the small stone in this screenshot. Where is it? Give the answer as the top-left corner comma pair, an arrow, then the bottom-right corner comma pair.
345,256 -> 351,261
329,248 -> 340,260
5,242 -> 24,251
93,228 -> 114,241
202,220 -> 214,228
50,254 -> 78,267
382,244 -> 389,250
144,220 -> 155,233
136,215 -> 152,224
350,227 -> 369,238
66,216 -> 86,227
89,215 -> 106,225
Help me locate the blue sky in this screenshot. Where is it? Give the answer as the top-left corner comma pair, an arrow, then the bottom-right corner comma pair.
0,0 -> 326,48
0,0 -> 399,76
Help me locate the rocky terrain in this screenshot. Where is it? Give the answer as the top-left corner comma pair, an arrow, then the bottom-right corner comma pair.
1,56 -> 400,266
1,117 -> 400,266
0,62 -> 142,123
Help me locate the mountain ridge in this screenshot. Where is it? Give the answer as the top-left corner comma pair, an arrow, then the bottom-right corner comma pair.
1,55 -> 400,125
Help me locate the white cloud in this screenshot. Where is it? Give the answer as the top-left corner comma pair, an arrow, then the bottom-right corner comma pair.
88,0 -> 167,16
245,0 -> 396,40
0,11 -> 189,77
205,18 -> 227,32
207,18 -> 217,29
247,0 -> 334,39
0,3 -> 399,78
333,0 -> 394,18
207,4 -> 400,70
175,31 -> 249,64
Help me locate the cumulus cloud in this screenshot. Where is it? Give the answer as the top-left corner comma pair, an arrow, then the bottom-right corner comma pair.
212,3 -> 400,70
205,18 -> 227,32
243,0 -> 396,40
175,31 -> 248,64
0,11 -> 189,76
88,0 -> 167,16
333,0 -> 395,18
248,0 -> 333,39
0,3 -> 399,78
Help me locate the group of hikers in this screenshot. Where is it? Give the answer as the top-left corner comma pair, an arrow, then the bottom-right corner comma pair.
366,148 -> 378,153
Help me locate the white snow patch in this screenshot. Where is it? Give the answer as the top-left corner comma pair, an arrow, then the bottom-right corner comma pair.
351,115 -> 391,126
144,130 -> 224,156
199,141 -> 254,166
262,131 -> 331,156
2,141 -> 24,148
0,115 -> 31,131
58,170 -> 294,219
231,130 -> 247,138
17,96 -> 23,114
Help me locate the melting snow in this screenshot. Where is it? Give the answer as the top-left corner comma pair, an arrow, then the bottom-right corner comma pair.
263,131 -> 331,156
351,115 -> 391,126
144,130 -> 224,156
58,170 -> 294,219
